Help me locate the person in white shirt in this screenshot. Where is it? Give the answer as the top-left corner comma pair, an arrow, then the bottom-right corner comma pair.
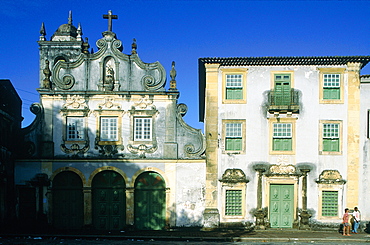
352,207 -> 361,234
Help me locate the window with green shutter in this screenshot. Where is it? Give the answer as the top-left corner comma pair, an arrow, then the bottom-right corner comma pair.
273,123 -> 292,151
322,191 -> 338,216
226,74 -> 243,100
274,74 -> 291,105
323,123 -> 339,152
225,123 -> 242,151
225,190 -> 242,216
323,74 -> 340,100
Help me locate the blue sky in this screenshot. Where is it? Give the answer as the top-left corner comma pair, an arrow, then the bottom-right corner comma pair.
1,0 -> 369,129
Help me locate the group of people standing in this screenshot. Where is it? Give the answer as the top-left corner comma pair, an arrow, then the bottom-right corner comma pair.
342,207 -> 361,236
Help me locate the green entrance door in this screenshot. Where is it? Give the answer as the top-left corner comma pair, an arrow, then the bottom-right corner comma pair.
274,74 -> 291,105
269,184 -> 294,228
92,170 -> 126,230
134,172 -> 166,230
52,171 -> 84,229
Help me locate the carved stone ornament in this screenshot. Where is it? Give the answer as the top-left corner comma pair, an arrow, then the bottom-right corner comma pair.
315,170 -> 346,184
61,142 -> 89,155
98,97 -> 121,110
219,168 -> 249,183
42,60 -> 52,89
96,144 -> 124,158
62,95 -> 88,110
131,95 -> 155,110
127,143 -> 157,158
269,164 -> 296,175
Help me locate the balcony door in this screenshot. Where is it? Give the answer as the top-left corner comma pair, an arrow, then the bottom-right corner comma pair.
274,74 -> 291,105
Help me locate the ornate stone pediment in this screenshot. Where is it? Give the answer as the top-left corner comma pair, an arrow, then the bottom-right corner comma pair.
316,170 -> 346,184
220,169 -> 249,183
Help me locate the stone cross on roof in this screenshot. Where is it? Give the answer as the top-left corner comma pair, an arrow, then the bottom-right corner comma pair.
103,10 -> 118,32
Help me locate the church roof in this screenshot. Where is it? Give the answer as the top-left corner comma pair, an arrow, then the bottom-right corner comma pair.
199,56 -> 370,68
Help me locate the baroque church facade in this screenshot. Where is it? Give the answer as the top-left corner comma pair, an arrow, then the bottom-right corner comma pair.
199,57 -> 370,229
15,12 -> 205,231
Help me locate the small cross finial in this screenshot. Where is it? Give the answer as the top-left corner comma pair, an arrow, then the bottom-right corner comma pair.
103,10 -> 118,32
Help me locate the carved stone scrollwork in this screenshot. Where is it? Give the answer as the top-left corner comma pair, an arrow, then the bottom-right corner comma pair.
52,58 -> 81,90
96,38 -> 108,50
96,144 -> 124,158
219,168 -> 249,183
98,97 -> 121,110
139,62 -> 166,91
131,95 -> 155,110
315,170 -> 346,184
176,103 -> 205,158
61,142 -> 89,155
269,164 -> 296,175
177,103 -> 187,117
62,95 -> 88,110
127,143 -> 157,158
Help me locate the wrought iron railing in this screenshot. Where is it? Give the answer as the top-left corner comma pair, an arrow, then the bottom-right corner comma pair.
267,89 -> 300,113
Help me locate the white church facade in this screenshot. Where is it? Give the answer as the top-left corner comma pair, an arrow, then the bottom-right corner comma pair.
15,12 -> 205,231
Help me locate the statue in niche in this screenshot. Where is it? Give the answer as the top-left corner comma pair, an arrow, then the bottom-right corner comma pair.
104,65 -> 115,91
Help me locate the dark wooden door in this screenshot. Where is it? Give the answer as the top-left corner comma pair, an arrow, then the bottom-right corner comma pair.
92,170 -> 126,230
52,171 -> 84,229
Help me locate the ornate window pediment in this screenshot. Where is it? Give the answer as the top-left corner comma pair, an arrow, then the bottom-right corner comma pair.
316,170 -> 346,184
60,95 -> 90,155
127,96 -> 158,158
93,96 -> 124,157
220,169 -> 249,183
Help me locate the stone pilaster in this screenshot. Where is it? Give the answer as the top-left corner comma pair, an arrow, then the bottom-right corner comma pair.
83,187 -> 92,226
203,63 -> 220,228
346,62 -> 361,208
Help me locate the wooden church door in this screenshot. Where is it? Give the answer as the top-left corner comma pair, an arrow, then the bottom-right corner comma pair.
134,172 -> 166,230
52,171 -> 84,229
92,170 -> 126,230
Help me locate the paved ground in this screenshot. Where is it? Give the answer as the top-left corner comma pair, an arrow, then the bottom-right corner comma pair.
1,229 -> 370,244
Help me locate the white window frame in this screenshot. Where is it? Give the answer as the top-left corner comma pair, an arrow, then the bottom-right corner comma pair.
323,74 -> 340,88
273,123 -> 292,139
134,117 -> 152,141
226,74 -> 243,89
66,117 -> 85,141
100,117 -> 118,141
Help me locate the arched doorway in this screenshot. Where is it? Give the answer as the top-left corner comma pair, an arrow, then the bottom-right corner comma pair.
134,171 -> 166,230
52,171 -> 84,229
92,170 -> 126,230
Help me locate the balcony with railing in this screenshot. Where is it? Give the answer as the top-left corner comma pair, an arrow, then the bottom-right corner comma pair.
267,89 -> 300,113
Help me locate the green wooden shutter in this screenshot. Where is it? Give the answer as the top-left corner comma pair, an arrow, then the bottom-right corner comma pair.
226,138 -> 242,151
273,138 -> 292,151
323,88 -> 340,100
226,88 -> 243,100
323,139 -> 339,152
